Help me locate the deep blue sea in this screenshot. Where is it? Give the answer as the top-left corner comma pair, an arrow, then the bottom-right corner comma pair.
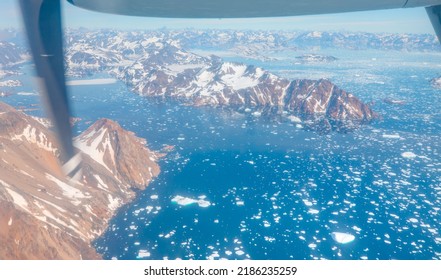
2,49 -> 441,260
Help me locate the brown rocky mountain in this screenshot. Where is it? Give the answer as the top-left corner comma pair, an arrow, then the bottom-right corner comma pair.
0,102 -> 160,259
284,79 -> 376,122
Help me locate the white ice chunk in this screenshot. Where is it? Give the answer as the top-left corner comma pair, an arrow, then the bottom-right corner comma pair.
171,195 -> 211,208
331,232 -> 355,244
303,199 -> 313,207
235,250 -> 245,256
137,250 -> 151,258
236,201 -> 245,206
401,152 -> 417,159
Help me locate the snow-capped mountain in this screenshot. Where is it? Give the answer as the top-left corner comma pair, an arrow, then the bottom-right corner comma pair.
63,29 -> 440,66
75,118 -> 159,189
284,79 -> 376,123
112,44 -> 289,107
0,102 -> 160,259
171,29 -> 440,52
64,33 -> 125,77
0,41 -> 25,66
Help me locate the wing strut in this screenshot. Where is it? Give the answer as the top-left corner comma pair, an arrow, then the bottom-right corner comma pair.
19,0 -> 81,180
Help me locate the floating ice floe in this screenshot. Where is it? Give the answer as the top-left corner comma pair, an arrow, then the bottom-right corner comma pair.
137,250 -> 151,258
352,226 -> 362,232
303,199 -> 313,207
235,250 -> 245,256
331,232 -> 355,244
401,152 -> 417,159
236,200 -> 245,206
171,195 -> 211,207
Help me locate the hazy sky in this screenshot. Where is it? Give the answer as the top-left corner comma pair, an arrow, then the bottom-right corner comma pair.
1,0 -> 436,34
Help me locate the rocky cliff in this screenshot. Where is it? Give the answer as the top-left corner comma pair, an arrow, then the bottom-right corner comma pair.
0,102 -> 160,259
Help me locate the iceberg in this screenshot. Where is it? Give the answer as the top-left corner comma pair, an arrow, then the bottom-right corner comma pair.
171,195 -> 211,208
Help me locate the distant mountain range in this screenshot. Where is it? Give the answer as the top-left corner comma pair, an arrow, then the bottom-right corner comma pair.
1,28 -> 439,67
75,29 -> 437,52
0,102 -> 160,259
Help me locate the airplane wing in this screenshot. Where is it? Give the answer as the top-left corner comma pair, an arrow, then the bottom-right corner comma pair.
18,0 -> 441,180
65,0 -> 441,18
